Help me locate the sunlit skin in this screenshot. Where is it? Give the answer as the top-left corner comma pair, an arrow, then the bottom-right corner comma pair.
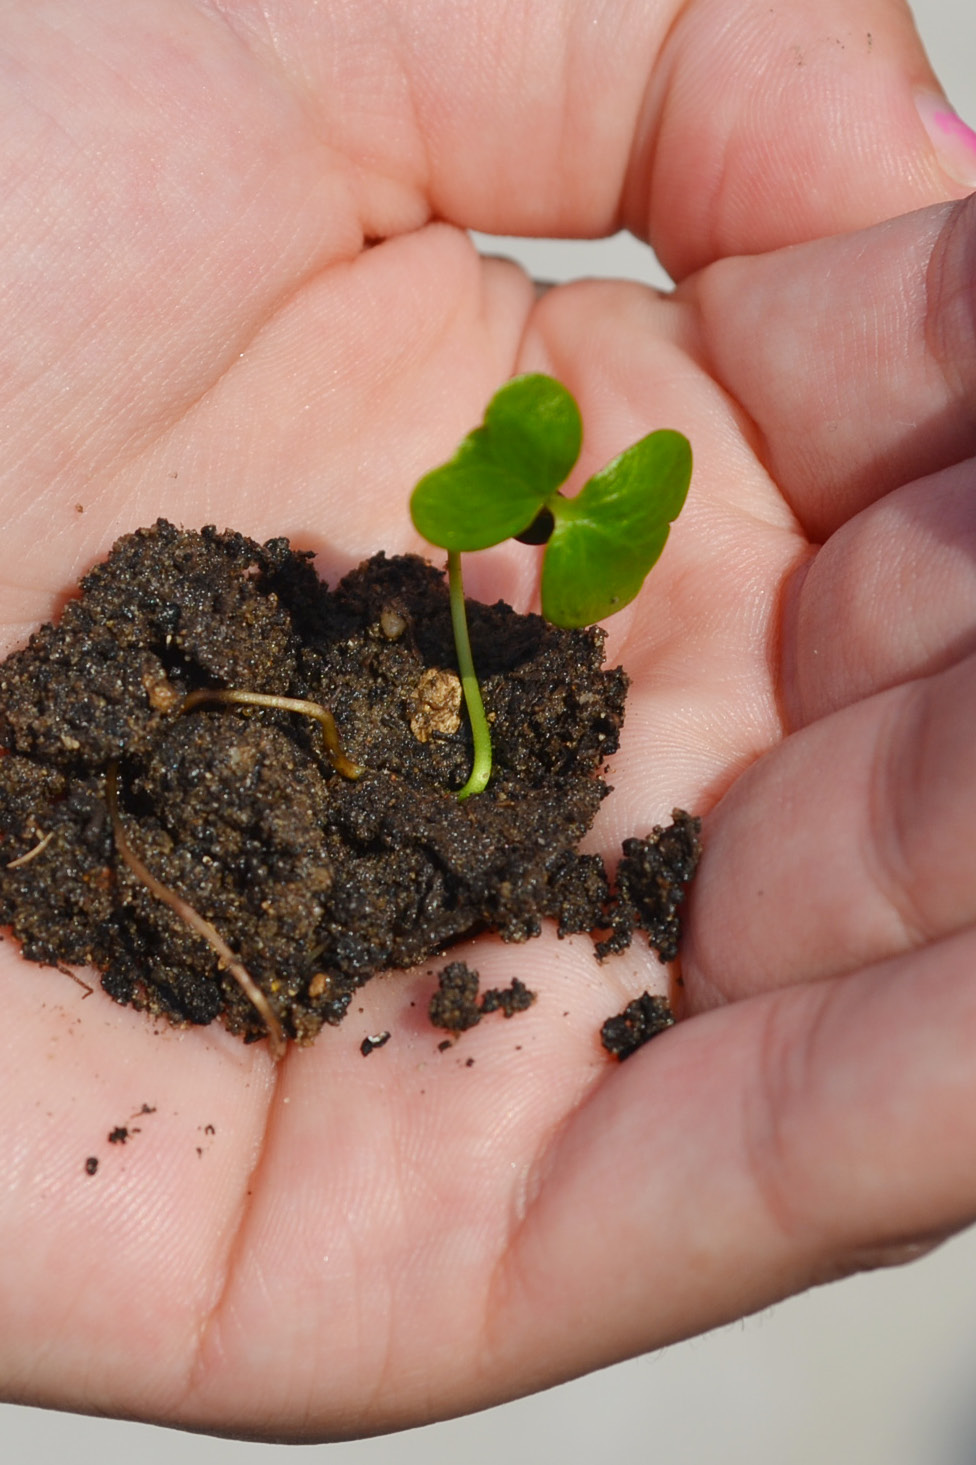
1,0 -> 975,1443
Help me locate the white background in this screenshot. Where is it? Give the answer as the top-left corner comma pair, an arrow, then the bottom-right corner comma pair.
4,2 -> 976,1461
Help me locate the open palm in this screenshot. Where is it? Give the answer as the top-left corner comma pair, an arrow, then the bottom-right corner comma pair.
2,0 -> 974,1441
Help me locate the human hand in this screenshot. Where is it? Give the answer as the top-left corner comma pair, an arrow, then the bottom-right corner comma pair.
0,0 -> 973,1441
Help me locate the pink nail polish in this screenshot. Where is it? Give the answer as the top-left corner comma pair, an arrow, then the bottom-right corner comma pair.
916,91 -> 976,190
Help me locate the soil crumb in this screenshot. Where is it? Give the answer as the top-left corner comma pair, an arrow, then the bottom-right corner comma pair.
481,976 -> 535,1019
597,810 -> 702,962
428,961 -> 537,1034
428,961 -> 482,1033
0,522 -> 628,1049
601,992 -> 675,1060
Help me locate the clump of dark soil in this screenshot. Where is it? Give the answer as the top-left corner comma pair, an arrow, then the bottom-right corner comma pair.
0,521 -> 644,1048
597,812 -> 702,963
428,960 -> 536,1035
600,992 -> 676,1060
0,522 -> 701,1054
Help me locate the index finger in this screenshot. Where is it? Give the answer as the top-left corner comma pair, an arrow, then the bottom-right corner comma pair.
210,0 -> 975,273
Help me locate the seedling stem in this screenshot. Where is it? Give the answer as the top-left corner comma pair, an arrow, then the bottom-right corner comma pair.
411,374 -> 693,801
448,550 -> 492,800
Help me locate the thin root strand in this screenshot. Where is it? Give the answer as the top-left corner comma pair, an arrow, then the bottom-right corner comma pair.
180,688 -> 363,781
105,763 -> 287,1060
6,829 -> 55,869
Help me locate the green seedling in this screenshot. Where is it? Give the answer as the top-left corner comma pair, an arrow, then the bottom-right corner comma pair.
410,373 -> 692,799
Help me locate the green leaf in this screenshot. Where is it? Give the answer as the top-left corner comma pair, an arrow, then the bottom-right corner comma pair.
410,374 -> 582,551
541,429 -> 692,628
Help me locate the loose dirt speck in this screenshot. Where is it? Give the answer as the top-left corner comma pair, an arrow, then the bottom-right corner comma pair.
360,1031 -> 391,1056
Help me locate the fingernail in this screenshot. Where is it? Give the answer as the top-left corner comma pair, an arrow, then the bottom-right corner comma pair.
916,91 -> 976,189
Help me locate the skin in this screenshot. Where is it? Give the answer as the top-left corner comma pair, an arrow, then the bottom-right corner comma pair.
0,0 -> 974,1442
